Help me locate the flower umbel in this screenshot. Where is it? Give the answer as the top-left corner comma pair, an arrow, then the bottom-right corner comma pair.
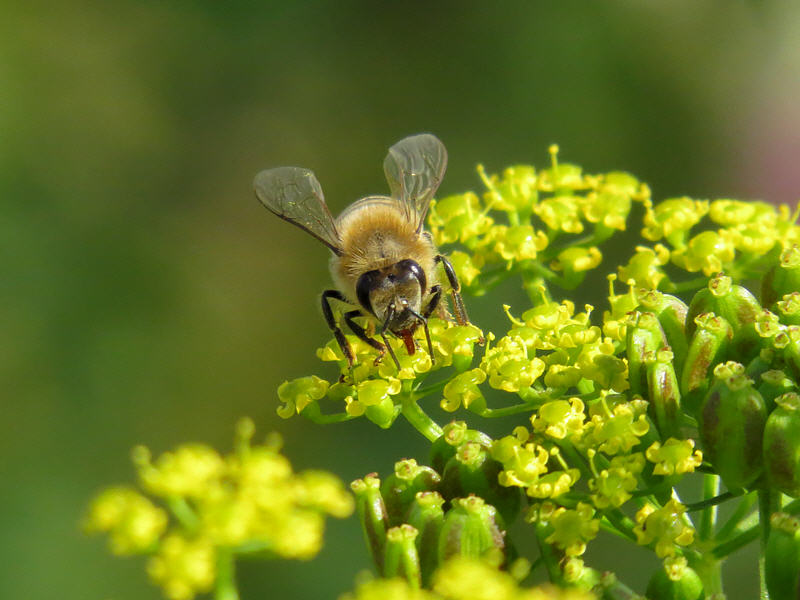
90,145 -> 800,599
86,419 -> 353,599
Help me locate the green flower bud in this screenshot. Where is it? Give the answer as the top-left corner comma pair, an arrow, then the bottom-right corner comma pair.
437,496 -> 505,564
699,363 -> 766,491
356,379 -> 401,428
639,289 -> 689,374
680,313 -> 732,413
765,512 -> 800,600
778,327 -> 800,384
764,393 -> 800,497
561,557 -> 601,590
646,347 -> 681,440
626,312 -> 667,398
351,474 -> 388,571
441,441 -> 521,526
383,525 -> 421,587
646,558 -> 704,600
430,422 -> 493,475
763,245 -> 800,308
758,369 -> 796,413
745,348 -> 776,388
776,292 -> 800,326
686,275 -> 763,362
381,460 -> 441,526
406,492 -> 445,586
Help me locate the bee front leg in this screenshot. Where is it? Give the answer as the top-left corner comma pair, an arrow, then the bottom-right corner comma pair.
435,255 -> 469,326
409,305 -> 436,364
321,290 -> 356,368
377,306 -> 402,370
343,309 -> 399,369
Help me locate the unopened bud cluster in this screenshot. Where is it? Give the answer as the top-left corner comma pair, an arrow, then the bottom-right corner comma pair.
350,423 -> 520,589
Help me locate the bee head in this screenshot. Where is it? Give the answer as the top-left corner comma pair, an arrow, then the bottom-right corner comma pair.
356,259 -> 426,325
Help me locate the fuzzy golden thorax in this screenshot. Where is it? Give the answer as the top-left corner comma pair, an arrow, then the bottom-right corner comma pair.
329,199 -> 438,307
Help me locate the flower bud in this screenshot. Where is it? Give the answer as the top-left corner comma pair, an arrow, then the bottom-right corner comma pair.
383,525 -> 421,587
745,348 -> 776,389
765,512 -> 800,600
638,289 -> 689,378
687,274 -> 760,335
626,311 -> 667,398
380,460 -> 441,526
699,363 -> 766,491
778,327 -> 800,384
351,474 -> 388,570
430,422 -> 492,475
406,492 -> 445,586
646,558 -> 704,600
763,393 -> 800,497
356,378 -> 400,428
646,347 -> 681,440
776,292 -> 800,326
763,245 -> 800,308
680,313 -> 732,414
440,441 -> 521,526
758,369 -> 796,413
437,496 -> 505,564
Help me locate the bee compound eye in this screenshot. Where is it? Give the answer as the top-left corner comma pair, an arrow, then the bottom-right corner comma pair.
395,259 -> 426,295
356,270 -> 381,316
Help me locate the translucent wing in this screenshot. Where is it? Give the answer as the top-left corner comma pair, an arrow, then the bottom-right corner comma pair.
254,166 -> 342,255
383,133 -> 448,232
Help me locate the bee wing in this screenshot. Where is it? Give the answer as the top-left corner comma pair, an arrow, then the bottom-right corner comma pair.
254,166 -> 343,255
383,133 -> 448,232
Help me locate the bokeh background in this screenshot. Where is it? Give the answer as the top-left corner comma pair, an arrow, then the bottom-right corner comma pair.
4,1 -> 800,598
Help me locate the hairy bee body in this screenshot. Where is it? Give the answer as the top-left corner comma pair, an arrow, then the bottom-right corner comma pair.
254,133 -> 470,368
332,198 -> 437,323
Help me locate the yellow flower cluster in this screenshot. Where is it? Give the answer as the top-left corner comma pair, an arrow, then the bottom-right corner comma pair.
633,499 -> 695,558
341,557 -> 596,600
85,419 -> 353,600
427,148 -> 649,293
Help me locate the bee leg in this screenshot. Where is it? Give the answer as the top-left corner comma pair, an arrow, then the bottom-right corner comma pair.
423,285 -> 443,319
435,255 -> 469,326
343,309 -> 389,368
408,306 -> 435,364
321,290 -> 355,368
378,306 -> 402,370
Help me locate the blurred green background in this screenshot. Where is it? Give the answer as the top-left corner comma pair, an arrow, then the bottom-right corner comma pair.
4,1 -> 800,598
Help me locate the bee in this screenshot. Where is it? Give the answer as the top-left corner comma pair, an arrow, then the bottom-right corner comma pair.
253,133 -> 472,369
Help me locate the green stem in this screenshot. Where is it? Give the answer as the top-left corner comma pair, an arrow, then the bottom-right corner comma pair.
757,489 -> 778,600
712,523 -> 760,559
168,497 -> 200,532
534,522 -> 562,584
414,378 -> 449,398
401,396 -> 442,441
477,403 -> 540,418
687,549 -> 722,598
685,490 -> 732,516
599,509 -> 638,542
215,548 -> 239,600
715,492 -> 757,543
598,517 -> 637,542
516,386 -> 557,404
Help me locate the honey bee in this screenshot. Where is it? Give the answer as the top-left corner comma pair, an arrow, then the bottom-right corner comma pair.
253,133 -> 472,369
